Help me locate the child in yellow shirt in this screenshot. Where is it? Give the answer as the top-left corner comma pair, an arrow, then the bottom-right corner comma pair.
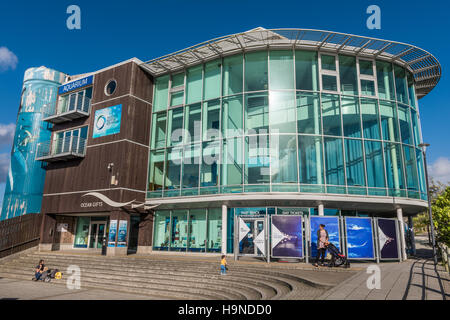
220,255 -> 227,275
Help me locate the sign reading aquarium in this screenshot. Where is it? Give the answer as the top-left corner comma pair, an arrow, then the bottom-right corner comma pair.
58,75 -> 93,95
93,104 -> 122,138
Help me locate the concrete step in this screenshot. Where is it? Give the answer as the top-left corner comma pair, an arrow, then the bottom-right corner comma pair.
10,258 -> 292,298
1,264 -> 273,300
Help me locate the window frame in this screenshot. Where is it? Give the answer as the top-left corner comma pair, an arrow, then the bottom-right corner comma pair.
319,53 -> 340,94
357,58 -> 378,98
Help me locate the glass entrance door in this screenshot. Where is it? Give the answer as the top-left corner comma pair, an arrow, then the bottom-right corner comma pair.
89,222 -> 106,249
238,218 -> 265,256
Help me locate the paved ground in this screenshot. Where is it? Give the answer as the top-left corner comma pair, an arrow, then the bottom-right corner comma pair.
319,236 -> 449,300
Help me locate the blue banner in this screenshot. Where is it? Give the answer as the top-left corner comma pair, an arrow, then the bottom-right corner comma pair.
93,104 -> 122,138
310,216 -> 340,258
271,215 -> 303,258
108,220 -> 117,247
117,220 -> 128,247
58,75 -> 93,95
345,217 -> 375,259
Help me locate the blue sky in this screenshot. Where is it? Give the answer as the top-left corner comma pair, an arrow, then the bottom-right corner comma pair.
1,0 -> 450,209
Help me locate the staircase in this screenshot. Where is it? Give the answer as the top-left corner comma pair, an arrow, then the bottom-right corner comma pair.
0,250 -> 330,300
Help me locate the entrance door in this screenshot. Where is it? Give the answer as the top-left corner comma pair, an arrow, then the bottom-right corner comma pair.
89,222 -> 106,249
238,217 -> 266,256
127,215 -> 140,254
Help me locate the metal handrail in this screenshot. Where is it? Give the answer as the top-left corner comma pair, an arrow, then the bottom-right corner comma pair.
42,95 -> 91,118
36,136 -> 87,159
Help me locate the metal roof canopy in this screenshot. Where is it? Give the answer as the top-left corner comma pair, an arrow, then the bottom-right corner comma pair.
141,27 -> 441,99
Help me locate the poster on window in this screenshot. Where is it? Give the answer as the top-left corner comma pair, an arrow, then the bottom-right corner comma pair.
377,218 -> 400,260
271,215 -> 303,258
93,104 -> 122,138
108,220 -> 117,247
345,217 -> 375,259
117,220 -> 128,247
310,216 -> 340,258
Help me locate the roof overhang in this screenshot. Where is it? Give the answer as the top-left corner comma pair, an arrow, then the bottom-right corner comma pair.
141,27 -> 441,99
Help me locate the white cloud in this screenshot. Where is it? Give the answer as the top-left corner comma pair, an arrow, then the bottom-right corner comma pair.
0,123 -> 15,147
0,153 -> 10,184
0,47 -> 18,72
428,157 -> 450,184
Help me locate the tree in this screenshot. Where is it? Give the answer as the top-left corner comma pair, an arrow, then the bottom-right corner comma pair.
432,187 -> 450,246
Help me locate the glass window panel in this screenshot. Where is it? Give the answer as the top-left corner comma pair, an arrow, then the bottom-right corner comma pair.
298,135 -> 324,185
245,51 -> 268,91
269,50 -> 294,90
223,54 -> 243,96
188,209 -> 207,252
245,92 -> 269,134
74,217 -> 90,248
410,109 -> 421,146
170,91 -> 184,107
365,141 -> 386,188
201,140 -> 220,187
384,142 -> 405,191
154,75 -> 169,112
376,61 -> 395,101
321,94 -> 341,136
394,65 -> 409,105
271,135 -> 298,184
380,101 -> 400,142
360,80 -> 376,96
167,107 -> 184,146
148,150 -> 165,191
345,139 -> 366,187
202,99 -> 221,141
341,96 -> 361,138
165,147 -> 182,190
295,51 -> 319,91
222,95 -> 243,138
153,211 -> 171,250
221,137 -> 243,186
360,98 -> 381,140
207,208 -> 222,252
359,60 -> 374,75
171,210 -> 188,251
322,75 -> 338,92
245,135 -> 270,184
182,143 -> 200,189
204,60 -> 221,100
324,137 -> 345,186
403,146 -> 419,192
297,92 -> 321,135
321,55 -> 336,71
339,55 -> 358,95
415,149 -> 427,195
186,65 -> 202,104
184,103 -> 201,143
172,73 -> 184,88
398,104 -> 413,145
407,74 -> 417,108
269,91 -> 296,133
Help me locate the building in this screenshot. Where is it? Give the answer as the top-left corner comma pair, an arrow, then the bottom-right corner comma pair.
4,28 -> 441,259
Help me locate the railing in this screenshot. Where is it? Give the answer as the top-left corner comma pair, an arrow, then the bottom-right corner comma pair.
0,213 -> 42,259
42,95 -> 91,120
438,242 -> 449,274
36,136 -> 87,161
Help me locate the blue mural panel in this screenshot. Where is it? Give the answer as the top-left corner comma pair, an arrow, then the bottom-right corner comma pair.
345,217 -> 375,259
271,215 -> 303,258
377,218 -> 399,260
1,67 -> 66,221
310,216 -> 340,257
93,104 -> 122,138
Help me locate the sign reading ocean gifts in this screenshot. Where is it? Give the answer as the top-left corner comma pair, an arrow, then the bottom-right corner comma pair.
93,104 -> 122,138
58,75 -> 93,95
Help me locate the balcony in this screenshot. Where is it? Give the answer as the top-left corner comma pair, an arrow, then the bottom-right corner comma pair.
36,136 -> 87,162
42,95 -> 91,124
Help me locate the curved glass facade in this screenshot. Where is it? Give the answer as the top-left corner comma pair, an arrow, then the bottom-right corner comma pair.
147,50 -> 427,201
